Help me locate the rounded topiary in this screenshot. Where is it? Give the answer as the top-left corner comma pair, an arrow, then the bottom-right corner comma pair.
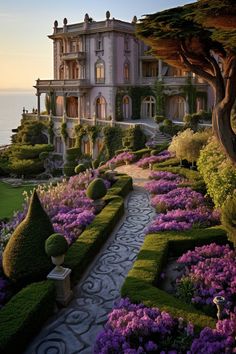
45,233 -> 68,257
39,151 -> 49,160
86,178 -> 107,201
74,163 -> 86,174
162,118 -> 173,127
2,190 -> 54,285
221,191 -> 236,247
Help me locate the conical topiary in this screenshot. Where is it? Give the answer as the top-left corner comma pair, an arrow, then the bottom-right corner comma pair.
86,178 -> 107,201
2,189 -> 54,285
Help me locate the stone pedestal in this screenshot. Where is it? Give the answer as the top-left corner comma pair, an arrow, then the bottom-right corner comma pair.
47,267 -> 73,306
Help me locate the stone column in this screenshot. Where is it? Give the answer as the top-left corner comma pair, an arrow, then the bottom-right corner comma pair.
36,90 -> 41,119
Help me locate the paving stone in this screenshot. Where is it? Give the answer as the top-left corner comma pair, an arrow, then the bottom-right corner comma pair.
24,168 -> 155,354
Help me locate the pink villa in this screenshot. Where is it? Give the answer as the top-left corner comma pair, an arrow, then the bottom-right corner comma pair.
29,12 -> 214,156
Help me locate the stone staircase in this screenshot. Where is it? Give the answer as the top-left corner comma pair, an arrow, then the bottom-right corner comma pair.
140,124 -> 172,145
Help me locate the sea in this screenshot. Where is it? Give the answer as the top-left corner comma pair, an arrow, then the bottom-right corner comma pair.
0,91 -> 38,146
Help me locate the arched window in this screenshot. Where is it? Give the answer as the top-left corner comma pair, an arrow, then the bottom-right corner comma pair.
123,95 -> 132,119
141,96 -> 156,119
167,95 -> 186,121
95,60 -> 105,83
124,62 -> 130,82
95,96 -> 106,119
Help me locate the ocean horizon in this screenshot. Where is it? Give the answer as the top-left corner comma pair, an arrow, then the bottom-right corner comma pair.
0,90 -> 38,146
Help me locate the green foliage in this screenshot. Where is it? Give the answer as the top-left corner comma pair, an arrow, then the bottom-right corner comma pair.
0,281 -> 55,354
125,125 -> 146,151
61,122 -> 68,140
103,126 -> 123,159
12,144 -> 53,160
176,277 -> 195,304
2,190 -> 54,285
45,233 -> 68,257
39,151 -> 49,160
197,137 -> 236,207
86,178 -> 107,200
182,76 -> 197,114
154,80 -> 165,116
74,164 -> 86,174
121,226 -> 227,331
12,118 -> 48,145
162,119 -> 173,127
221,190 -> 236,247
160,124 -> 183,137
132,148 -> 151,161
45,93 -> 56,115
154,115 -> 165,124
65,196 -> 124,283
169,129 -> 209,164
106,175 -> 133,198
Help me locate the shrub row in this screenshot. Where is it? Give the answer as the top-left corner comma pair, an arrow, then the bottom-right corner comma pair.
121,226 -> 228,332
106,175 -> 133,198
0,281 -> 55,354
0,174 -> 132,353
65,195 -> 124,282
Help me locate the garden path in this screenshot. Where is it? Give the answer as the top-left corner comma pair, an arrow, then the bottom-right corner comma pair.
25,164 -> 155,354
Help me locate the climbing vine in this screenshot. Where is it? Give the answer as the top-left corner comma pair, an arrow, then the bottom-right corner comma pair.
61,122 -> 68,140
115,86 -> 154,120
153,79 -> 165,116
182,76 -> 197,114
48,119 -> 54,144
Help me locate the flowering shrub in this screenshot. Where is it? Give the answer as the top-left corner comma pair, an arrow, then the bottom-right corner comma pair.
0,170 -> 109,248
149,170 -> 182,181
151,187 -> 205,213
136,150 -> 173,168
145,180 -> 179,194
191,314 -> 236,353
95,298 -> 236,354
146,208 -> 220,233
94,298 -> 194,353
176,243 -> 236,313
107,152 -> 135,166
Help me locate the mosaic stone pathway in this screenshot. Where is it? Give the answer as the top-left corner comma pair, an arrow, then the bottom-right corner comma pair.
25,170 -> 155,354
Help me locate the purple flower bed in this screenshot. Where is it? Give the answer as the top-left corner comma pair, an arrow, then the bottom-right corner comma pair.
145,180 -> 179,194
176,243 -> 236,312
0,171 -> 111,248
94,298 -> 236,353
191,314 -> 236,353
149,170 -> 182,181
107,151 -> 135,166
94,298 -> 194,353
136,150 -> 173,169
146,208 -> 220,233
151,187 -> 205,213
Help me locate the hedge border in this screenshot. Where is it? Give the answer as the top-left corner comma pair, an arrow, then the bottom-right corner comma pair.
0,281 -> 55,354
0,174 -> 132,353
121,226 -> 228,331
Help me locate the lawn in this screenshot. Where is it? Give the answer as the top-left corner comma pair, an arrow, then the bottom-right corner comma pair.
0,182 -> 35,219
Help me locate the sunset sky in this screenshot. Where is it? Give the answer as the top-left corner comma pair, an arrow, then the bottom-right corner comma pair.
0,0 -> 194,91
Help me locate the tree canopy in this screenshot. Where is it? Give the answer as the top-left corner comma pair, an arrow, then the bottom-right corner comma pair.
137,0 -> 236,163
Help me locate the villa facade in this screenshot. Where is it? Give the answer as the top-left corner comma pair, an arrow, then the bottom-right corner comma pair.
32,12 -> 213,155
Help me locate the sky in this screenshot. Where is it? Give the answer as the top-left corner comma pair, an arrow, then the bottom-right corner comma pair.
0,0 -> 194,91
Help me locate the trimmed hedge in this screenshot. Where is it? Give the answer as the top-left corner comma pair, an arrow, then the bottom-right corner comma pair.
0,174 -> 133,353
106,175 -> 133,198
121,226 -> 228,332
132,148 -> 151,161
0,281 -> 55,354
65,195 -> 124,282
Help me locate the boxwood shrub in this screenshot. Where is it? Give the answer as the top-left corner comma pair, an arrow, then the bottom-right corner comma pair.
0,281 -> 55,354
121,226 -> 228,331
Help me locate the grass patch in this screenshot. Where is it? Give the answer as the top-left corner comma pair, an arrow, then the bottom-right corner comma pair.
121,226 -> 228,331
0,182 -> 35,219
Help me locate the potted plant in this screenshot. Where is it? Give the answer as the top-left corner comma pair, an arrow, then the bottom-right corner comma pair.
45,233 -> 69,272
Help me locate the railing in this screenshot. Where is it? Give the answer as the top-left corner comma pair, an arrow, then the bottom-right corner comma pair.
96,119 -> 112,127
35,79 -> 91,90
61,52 -> 86,61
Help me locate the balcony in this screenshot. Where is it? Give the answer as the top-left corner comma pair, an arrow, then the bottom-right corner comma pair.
35,79 -> 91,93
61,52 -> 86,61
